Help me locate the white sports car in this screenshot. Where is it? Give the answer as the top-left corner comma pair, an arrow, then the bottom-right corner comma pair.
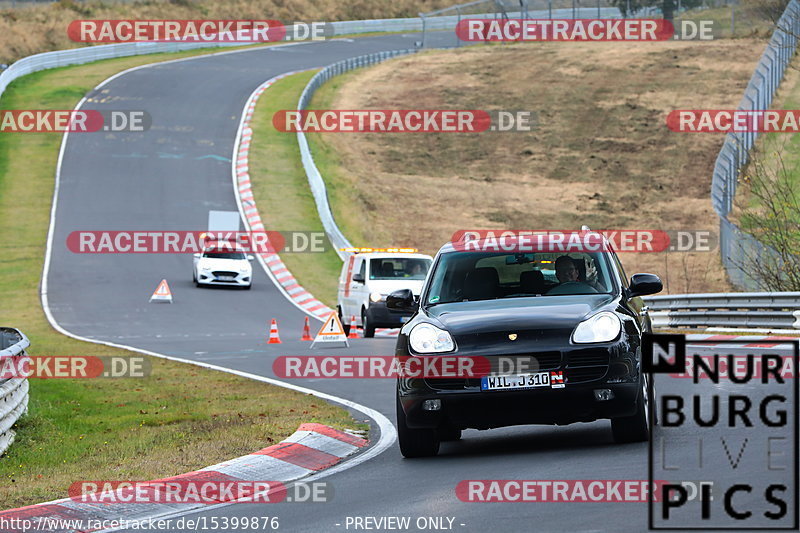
193,243 -> 254,289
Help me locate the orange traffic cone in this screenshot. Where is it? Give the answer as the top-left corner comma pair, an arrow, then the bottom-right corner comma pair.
301,317 -> 313,341
348,315 -> 359,339
268,319 -> 282,344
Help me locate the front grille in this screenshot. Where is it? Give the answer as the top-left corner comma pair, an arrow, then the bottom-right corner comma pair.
425,352 -> 562,390
566,366 -> 608,382
426,378 -> 475,390
212,271 -> 239,280
568,350 -> 610,367
566,348 -> 609,383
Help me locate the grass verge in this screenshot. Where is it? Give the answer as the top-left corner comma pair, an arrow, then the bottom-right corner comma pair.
247,70 -> 345,308
0,47 -> 362,509
735,51 -> 800,220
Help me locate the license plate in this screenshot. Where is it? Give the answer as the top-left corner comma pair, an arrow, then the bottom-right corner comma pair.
400,316 -> 410,323
217,275 -> 235,281
481,372 -> 550,391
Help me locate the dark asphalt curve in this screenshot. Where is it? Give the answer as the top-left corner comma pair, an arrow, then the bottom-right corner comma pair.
43,34 -> 797,533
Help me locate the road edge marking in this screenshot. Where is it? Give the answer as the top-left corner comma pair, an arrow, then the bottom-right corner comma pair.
37,51 -> 398,531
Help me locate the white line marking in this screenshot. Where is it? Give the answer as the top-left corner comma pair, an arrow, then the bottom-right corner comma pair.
39,47 -> 398,532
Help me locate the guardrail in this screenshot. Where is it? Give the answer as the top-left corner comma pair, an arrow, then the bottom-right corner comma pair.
710,0 -> 800,289
0,17 -> 463,106
645,293 -> 800,330
0,328 -> 30,456
296,49 -> 418,261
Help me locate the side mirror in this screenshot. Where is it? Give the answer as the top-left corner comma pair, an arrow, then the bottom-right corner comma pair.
352,273 -> 365,283
628,273 -> 663,298
193,253 -> 201,259
386,289 -> 417,311
247,255 -> 255,261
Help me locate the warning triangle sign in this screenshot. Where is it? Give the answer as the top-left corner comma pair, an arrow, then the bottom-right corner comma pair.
310,312 -> 349,348
149,279 -> 173,303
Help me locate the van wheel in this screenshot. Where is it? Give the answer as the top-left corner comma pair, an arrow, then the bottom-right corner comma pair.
362,309 -> 375,338
397,395 -> 439,458
338,306 -> 350,336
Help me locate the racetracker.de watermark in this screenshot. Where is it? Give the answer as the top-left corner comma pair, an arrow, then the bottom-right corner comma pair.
67,480 -> 332,504
272,110 -> 536,133
273,356 -> 496,379
0,110 -> 150,133
668,110 -> 800,133
456,480 -> 668,502
66,231 -> 328,253
451,230 -> 717,253
0,356 -> 150,378
457,18 -> 716,42
67,19 -> 288,42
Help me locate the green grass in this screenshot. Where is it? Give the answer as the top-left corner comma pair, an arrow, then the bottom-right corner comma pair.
305,71 -> 388,251
247,68 -> 412,308
735,51 -> 800,229
247,70 -> 346,307
0,46 -> 362,509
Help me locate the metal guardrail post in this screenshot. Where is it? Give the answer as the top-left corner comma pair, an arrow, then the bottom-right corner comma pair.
456,6 -> 462,48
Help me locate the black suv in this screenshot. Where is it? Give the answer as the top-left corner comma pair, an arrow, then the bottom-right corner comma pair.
388,236 -> 662,457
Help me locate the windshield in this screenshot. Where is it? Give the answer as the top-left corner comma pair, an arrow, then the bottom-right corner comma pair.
424,251 -> 616,305
203,251 -> 246,260
369,258 -> 431,280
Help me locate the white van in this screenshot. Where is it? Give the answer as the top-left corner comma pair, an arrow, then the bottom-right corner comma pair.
337,251 -> 433,337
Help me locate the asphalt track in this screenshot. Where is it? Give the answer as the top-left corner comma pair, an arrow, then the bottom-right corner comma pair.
44,33 -> 798,532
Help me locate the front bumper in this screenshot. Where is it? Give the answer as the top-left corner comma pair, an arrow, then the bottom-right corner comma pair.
399,382 -> 640,429
397,338 -> 643,430
366,301 -> 413,328
197,270 -> 251,287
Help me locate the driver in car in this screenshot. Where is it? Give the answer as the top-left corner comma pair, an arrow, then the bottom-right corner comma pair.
555,255 -> 580,283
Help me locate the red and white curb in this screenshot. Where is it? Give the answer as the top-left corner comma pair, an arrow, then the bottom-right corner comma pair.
686,334 -> 799,349
0,424 -> 366,532
232,72 -> 398,337
234,71 -> 331,321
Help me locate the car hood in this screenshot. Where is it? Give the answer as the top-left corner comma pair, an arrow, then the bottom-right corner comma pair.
197,257 -> 250,271
423,294 -> 617,353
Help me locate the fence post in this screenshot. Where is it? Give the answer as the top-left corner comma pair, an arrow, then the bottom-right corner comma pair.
457,6 -> 462,48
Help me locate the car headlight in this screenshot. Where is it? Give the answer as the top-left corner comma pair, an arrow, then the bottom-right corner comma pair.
409,323 -> 454,353
572,312 -> 621,344
370,291 -> 384,303
239,265 -> 250,273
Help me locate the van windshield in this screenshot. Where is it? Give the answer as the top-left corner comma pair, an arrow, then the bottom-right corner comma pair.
425,251 -> 616,305
369,258 -> 431,280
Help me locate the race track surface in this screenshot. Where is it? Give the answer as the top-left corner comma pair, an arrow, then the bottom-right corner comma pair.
45,33 -> 798,532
